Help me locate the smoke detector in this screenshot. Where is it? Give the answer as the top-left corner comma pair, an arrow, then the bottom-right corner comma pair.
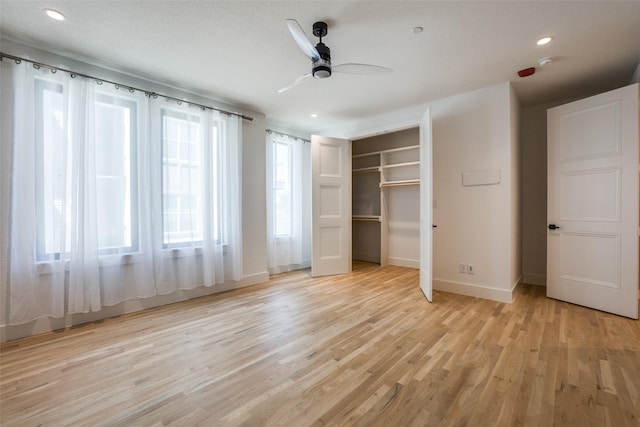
538,57 -> 554,66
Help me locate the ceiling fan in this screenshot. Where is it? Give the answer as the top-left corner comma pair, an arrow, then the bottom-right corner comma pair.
277,19 -> 392,93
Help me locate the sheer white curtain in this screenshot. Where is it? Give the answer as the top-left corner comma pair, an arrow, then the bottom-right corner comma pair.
148,102 -> 242,294
265,132 -> 310,274
2,61 -> 242,325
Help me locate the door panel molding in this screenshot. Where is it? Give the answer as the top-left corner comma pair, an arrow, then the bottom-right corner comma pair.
559,167 -> 620,222
559,100 -> 621,162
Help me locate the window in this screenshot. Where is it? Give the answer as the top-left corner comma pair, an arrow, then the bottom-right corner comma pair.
94,93 -> 138,253
161,109 -> 227,248
7,64 -> 244,323
272,139 -> 293,237
266,132 -> 309,274
161,109 -> 203,247
35,79 -> 138,260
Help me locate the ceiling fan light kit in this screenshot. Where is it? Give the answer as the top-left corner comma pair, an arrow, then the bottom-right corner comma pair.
279,19 -> 392,92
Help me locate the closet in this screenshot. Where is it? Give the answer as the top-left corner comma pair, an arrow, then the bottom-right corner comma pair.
351,128 -> 420,267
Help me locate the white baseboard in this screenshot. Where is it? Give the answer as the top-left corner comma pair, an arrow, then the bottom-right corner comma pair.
433,279 -> 513,303
388,257 -> 420,269
268,262 -> 311,275
0,271 -> 270,343
523,273 -> 546,286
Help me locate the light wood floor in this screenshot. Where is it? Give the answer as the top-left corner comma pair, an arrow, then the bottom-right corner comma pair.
1,262 -> 639,426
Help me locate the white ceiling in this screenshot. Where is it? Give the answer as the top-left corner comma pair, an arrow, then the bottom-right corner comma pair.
1,1 -> 639,133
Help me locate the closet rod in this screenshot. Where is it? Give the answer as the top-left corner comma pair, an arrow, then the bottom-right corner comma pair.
0,51 -> 254,122
266,129 -> 310,143
352,215 -> 381,222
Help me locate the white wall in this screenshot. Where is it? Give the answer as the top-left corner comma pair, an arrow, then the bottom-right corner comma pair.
431,82 -> 519,302
1,40 -> 269,341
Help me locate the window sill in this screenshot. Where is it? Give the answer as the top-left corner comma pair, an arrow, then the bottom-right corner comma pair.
35,245 -> 229,275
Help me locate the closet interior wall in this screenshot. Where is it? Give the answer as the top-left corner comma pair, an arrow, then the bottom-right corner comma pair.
352,127 -> 420,268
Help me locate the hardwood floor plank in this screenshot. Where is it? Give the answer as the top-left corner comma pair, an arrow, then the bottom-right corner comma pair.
1,262 -> 639,426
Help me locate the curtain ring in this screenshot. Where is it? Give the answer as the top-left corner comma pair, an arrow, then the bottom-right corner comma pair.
152,94 -> 158,99
51,68 -> 57,74
70,73 -> 77,78
96,80 -> 103,85
177,100 -> 182,105
14,59 -> 21,64
33,63 -> 40,70
129,88 -> 134,93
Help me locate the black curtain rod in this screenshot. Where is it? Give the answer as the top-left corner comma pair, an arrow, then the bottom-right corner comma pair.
0,52 -> 254,122
266,129 -> 310,143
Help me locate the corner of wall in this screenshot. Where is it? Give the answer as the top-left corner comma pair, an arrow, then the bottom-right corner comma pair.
630,61 -> 640,84
510,84 -> 523,294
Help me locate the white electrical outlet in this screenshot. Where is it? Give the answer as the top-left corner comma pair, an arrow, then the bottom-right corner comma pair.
459,263 -> 467,274
467,264 -> 475,274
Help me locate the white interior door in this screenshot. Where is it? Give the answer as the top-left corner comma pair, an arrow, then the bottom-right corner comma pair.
419,107 -> 433,302
547,84 -> 638,319
311,135 -> 352,277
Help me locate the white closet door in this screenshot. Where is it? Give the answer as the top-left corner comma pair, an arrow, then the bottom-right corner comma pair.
419,107 -> 433,302
311,135 -> 352,277
547,84 -> 638,319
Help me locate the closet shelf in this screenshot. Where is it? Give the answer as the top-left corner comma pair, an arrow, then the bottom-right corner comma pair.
380,179 -> 420,188
352,215 -> 382,222
352,144 -> 419,159
380,161 -> 419,170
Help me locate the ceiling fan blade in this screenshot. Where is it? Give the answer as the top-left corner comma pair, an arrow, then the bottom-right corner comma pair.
332,63 -> 393,75
286,19 -> 320,61
277,73 -> 312,93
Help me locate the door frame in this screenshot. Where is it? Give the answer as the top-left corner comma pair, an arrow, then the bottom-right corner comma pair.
313,105 -> 433,297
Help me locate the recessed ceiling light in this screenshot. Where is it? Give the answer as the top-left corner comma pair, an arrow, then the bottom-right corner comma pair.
310,113 -> 318,118
536,36 -> 553,46
412,26 -> 424,34
44,9 -> 65,21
